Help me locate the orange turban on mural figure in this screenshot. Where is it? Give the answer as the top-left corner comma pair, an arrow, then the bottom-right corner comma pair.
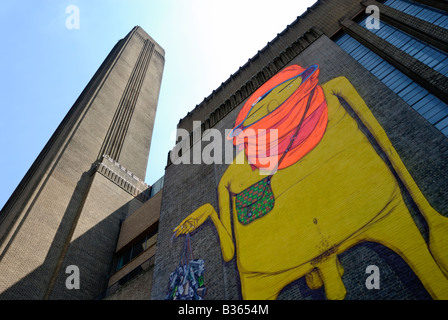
228,64 -> 328,171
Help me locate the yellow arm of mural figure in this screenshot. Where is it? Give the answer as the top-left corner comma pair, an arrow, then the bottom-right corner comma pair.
326,77 -> 442,222
213,180 -> 236,262
326,78 -> 448,274
173,182 -> 235,262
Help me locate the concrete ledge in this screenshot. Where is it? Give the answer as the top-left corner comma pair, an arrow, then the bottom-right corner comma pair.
96,155 -> 150,202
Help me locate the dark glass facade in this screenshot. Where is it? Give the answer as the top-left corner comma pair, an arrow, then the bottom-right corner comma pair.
335,1 -> 448,136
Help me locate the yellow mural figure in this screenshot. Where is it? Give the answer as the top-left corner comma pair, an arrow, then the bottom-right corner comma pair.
174,64 -> 448,300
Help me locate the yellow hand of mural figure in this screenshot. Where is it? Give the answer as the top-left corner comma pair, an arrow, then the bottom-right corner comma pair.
174,204 -> 214,236
174,65 -> 448,300
174,203 -> 235,263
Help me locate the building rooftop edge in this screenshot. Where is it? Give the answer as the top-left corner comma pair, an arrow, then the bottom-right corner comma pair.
177,0 -> 322,126
130,25 -> 166,56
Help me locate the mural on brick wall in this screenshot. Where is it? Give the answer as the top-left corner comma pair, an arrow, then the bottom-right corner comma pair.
174,64 -> 448,300
165,234 -> 207,300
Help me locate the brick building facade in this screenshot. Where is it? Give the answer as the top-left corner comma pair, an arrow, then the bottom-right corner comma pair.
151,0 -> 448,300
1,0 -> 447,301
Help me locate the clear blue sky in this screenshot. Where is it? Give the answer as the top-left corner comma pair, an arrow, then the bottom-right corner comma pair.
0,0 -> 316,209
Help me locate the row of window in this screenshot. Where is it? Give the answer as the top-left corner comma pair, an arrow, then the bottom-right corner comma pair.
116,228 -> 158,271
336,34 -> 448,136
359,17 -> 448,76
114,177 -> 164,272
383,0 -> 448,29
150,175 -> 164,198
104,255 -> 155,299
335,0 -> 448,136
117,255 -> 155,286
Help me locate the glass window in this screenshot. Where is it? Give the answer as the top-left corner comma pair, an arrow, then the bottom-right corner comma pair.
359,18 -> 448,77
131,238 -> 146,259
150,176 -> 164,197
335,34 -> 448,136
115,227 -> 159,272
116,256 -> 124,271
383,0 -> 448,29
116,249 -> 132,271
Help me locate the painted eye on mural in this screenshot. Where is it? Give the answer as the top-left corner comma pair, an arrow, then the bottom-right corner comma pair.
243,75 -> 303,127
